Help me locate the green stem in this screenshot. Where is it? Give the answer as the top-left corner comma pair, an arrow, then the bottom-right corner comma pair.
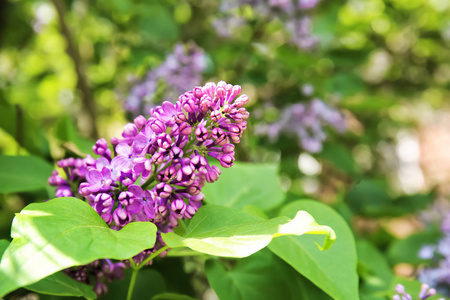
137,245 -> 170,268
141,162 -> 171,190
126,266 -> 139,300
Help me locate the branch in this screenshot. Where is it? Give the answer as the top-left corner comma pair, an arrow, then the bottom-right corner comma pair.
51,0 -> 99,139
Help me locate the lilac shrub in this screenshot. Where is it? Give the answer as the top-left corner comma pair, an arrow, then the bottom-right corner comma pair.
255,98 -> 346,153
213,0 -> 321,50
49,81 -> 249,295
124,42 -> 207,116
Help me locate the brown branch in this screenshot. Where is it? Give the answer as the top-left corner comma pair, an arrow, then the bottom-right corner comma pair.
51,0 -> 99,139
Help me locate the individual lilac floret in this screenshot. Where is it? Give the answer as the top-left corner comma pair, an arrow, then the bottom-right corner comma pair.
124,42 -> 206,116
255,98 -> 346,153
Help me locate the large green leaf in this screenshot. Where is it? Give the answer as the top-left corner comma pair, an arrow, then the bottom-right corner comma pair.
25,272 -> 96,299
0,155 -> 54,193
0,197 -> 158,297
202,163 -> 285,211
161,205 -> 335,258
268,200 -> 358,300
205,249 -> 332,300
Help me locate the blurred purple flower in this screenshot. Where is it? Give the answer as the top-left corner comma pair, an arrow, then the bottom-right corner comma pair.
255,98 -> 346,153
124,42 -> 207,116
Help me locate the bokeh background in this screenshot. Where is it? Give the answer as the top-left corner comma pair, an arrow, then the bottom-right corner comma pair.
1,0 -> 450,299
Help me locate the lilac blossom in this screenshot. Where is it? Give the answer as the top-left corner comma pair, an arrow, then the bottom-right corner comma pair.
124,42 -> 207,116
49,81 -> 250,296
255,99 -> 346,153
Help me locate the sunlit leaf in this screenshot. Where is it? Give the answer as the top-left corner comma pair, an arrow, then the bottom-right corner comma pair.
0,197 -> 158,297
0,240 -> 9,259
162,205 -> 335,258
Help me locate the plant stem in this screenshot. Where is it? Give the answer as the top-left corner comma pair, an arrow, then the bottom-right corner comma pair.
137,245 -> 170,268
125,246 -> 170,300
126,266 -> 139,300
141,162 -> 171,190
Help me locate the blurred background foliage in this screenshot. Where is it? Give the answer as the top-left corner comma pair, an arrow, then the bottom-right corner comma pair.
1,0 -> 450,299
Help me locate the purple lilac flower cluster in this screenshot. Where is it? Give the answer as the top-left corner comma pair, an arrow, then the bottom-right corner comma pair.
125,42 -> 207,115
213,0 -> 321,50
255,98 -> 346,153
393,283 -> 445,300
418,211 -> 450,296
49,81 -> 249,295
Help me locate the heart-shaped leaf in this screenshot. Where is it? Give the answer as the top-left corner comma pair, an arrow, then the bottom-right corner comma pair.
0,197 -> 158,297
202,163 -> 285,211
162,205 -> 335,258
268,200 -> 358,300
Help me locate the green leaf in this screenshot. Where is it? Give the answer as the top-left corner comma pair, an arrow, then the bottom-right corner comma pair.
0,240 -> 9,259
318,144 -> 360,175
25,272 -> 96,299
205,249 -> 332,300
387,227 -> 442,265
0,197 -> 158,297
202,163 -> 285,211
161,204 -> 335,258
0,155 -> 54,193
152,293 -> 197,300
345,179 -> 391,217
54,116 -> 95,155
268,200 -> 359,300
0,93 -> 50,159
357,240 -> 394,295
